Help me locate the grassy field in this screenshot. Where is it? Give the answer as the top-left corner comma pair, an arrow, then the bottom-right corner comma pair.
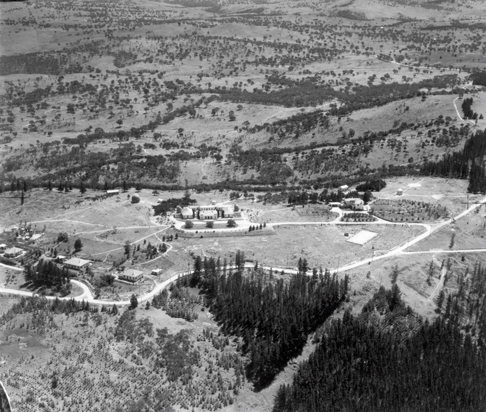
175,223 -> 425,271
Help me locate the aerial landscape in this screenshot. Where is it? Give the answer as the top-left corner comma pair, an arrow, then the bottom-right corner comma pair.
1,0 -> 486,411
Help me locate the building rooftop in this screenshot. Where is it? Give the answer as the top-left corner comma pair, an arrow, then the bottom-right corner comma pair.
4,247 -> 23,254
200,209 -> 217,216
64,257 -> 91,267
122,269 -> 143,278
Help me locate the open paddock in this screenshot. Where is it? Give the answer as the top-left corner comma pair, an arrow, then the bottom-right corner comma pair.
408,208 -> 486,252
370,177 -> 474,217
177,223 -> 425,271
247,204 -> 338,224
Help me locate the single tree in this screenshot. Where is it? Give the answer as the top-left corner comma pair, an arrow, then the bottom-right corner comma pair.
130,294 -> 138,310
74,238 -> 83,252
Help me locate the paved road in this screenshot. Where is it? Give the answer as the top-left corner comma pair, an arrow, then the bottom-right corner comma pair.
1,194 -> 485,306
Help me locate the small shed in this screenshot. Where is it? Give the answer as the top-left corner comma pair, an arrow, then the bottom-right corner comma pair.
397,188 -> 403,196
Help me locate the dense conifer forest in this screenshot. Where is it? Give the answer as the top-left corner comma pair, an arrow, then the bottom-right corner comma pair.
188,253 -> 348,389
420,128 -> 486,192
273,284 -> 486,412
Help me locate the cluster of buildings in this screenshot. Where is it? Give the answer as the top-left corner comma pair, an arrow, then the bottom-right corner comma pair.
179,203 -> 238,220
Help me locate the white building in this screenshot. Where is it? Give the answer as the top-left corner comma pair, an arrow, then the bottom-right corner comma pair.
181,207 -> 194,219
64,257 -> 91,271
343,198 -> 365,211
200,210 -> 218,220
119,269 -> 143,283
220,205 -> 234,218
3,247 -> 23,258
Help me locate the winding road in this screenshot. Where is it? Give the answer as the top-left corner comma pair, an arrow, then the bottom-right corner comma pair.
1,194 -> 486,306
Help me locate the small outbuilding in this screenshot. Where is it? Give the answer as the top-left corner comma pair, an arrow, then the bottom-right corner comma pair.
396,188 -> 403,196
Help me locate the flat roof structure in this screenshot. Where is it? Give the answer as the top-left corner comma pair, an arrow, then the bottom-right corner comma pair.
346,230 -> 378,246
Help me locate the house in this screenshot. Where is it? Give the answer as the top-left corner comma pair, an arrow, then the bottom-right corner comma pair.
106,189 -> 120,196
3,247 -> 23,258
343,198 -> 365,211
220,205 -> 234,218
151,268 -> 163,276
328,202 -> 342,208
339,185 -> 349,192
119,269 -> 143,283
64,257 -> 91,271
181,207 -> 194,219
200,209 -> 218,220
